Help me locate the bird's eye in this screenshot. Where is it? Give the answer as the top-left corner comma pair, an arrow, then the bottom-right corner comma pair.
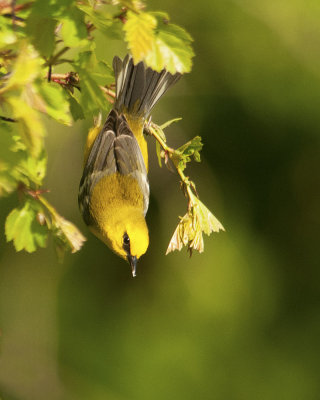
123,233 -> 130,252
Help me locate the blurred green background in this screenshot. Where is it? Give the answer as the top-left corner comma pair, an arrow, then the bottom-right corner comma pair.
1,0 -> 320,399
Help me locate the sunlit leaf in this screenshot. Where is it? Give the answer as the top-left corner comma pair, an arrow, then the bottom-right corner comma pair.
124,11 -> 157,63
8,97 -> 45,158
166,192 -> 224,255
52,213 -> 87,256
146,14 -> 194,73
73,51 -> 112,116
172,136 -> 203,171
0,18 -> 17,46
5,199 -> 48,253
37,83 -> 72,125
60,10 -> 88,48
38,195 -> 86,259
0,44 -> 41,93
77,4 -> 122,39
118,0 -> 145,11
17,150 -> 47,187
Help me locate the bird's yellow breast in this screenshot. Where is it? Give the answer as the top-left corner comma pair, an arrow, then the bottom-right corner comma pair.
89,173 -> 148,259
89,173 -> 144,222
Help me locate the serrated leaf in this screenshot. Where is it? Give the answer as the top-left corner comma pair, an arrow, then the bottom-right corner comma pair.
38,195 -> 86,259
178,136 -> 203,157
52,214 -> 86,256
17,150 -> 47,186
8,97 -> 45,158
166,192 -> 224,255
37,83 -> 72,125
145,17 -> 194,74
0,124 -> 27,196
0,44 -> 41,94
60,10 -> 88,47
26,15 -> 57,57
192,193 -> 225,235
77,67 -> 111,115
171,136 -> 203,172
5,200 -> 48,253
0,122 -> 47,192
124,11 -> 157,63
67,92 -> 85,121
72,51 -> 114,115
77,4 -> 122,39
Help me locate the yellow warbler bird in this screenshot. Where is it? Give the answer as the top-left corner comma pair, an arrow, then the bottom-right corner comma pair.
78,55 -> 180,276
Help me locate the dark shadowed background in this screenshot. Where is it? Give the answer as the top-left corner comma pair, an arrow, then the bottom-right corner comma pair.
1,0 -> 320,399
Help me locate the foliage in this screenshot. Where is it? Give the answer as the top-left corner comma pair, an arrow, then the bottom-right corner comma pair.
0,0 -> 221,258
146,122 -> 224,254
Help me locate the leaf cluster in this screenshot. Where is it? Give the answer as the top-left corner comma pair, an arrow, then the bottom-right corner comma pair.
146,121 -> 224,255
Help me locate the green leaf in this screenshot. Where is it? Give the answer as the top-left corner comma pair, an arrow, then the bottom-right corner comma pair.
146,15 -> 194,74
0,123 -> 47,194
37,83 -> 72,125
124,11 -> 157,63
77,4 -> 122,39
160,117 -> 182,130
119,0 -> 145,11
67,93 -> 85,121
52,213 -> 86,259
60,10 -> 88,48
72,51 -> 112,116
17,150 -> 47,186
190,191 -> 225,236
166,193 -> 224,255
26,15 -> 57,57
173,136 -> 203,171
8,96 -> 45,158
5,200 -> 48,253
0,17 -> 17,46
155,140 -> 162,167
38,195 -> 86,259
0,44 -> 41,93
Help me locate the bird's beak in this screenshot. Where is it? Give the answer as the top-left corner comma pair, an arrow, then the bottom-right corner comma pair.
127,255 -> 137,277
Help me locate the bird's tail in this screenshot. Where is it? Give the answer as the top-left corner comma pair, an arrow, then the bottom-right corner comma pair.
113,55 -> 181,118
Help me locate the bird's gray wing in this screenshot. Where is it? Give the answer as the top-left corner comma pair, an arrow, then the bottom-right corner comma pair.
78,109 -> 149,225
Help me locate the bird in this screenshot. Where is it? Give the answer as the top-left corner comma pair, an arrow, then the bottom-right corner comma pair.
78,55 -> 181,276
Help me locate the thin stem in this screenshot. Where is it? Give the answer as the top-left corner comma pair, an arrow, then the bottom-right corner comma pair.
145,121 -> 196,209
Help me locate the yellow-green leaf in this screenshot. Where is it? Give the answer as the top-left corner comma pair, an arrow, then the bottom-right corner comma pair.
166,193 -> 224,255
0,44 -> 41,94
5,200 -> 48,253
52,214 -> 86,255
146,16 -> 194,73
124,11 -> 157,63
8,97 -> 45,158
38,195 -> 86,258
37,83 -> 72,125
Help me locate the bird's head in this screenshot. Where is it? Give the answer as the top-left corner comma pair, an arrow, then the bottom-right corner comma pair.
91,207 -> 149,277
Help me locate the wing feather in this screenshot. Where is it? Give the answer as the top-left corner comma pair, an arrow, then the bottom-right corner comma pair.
78,110 -> 149,225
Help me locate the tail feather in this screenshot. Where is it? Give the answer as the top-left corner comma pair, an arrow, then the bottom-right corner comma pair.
113,55 -> 181,117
